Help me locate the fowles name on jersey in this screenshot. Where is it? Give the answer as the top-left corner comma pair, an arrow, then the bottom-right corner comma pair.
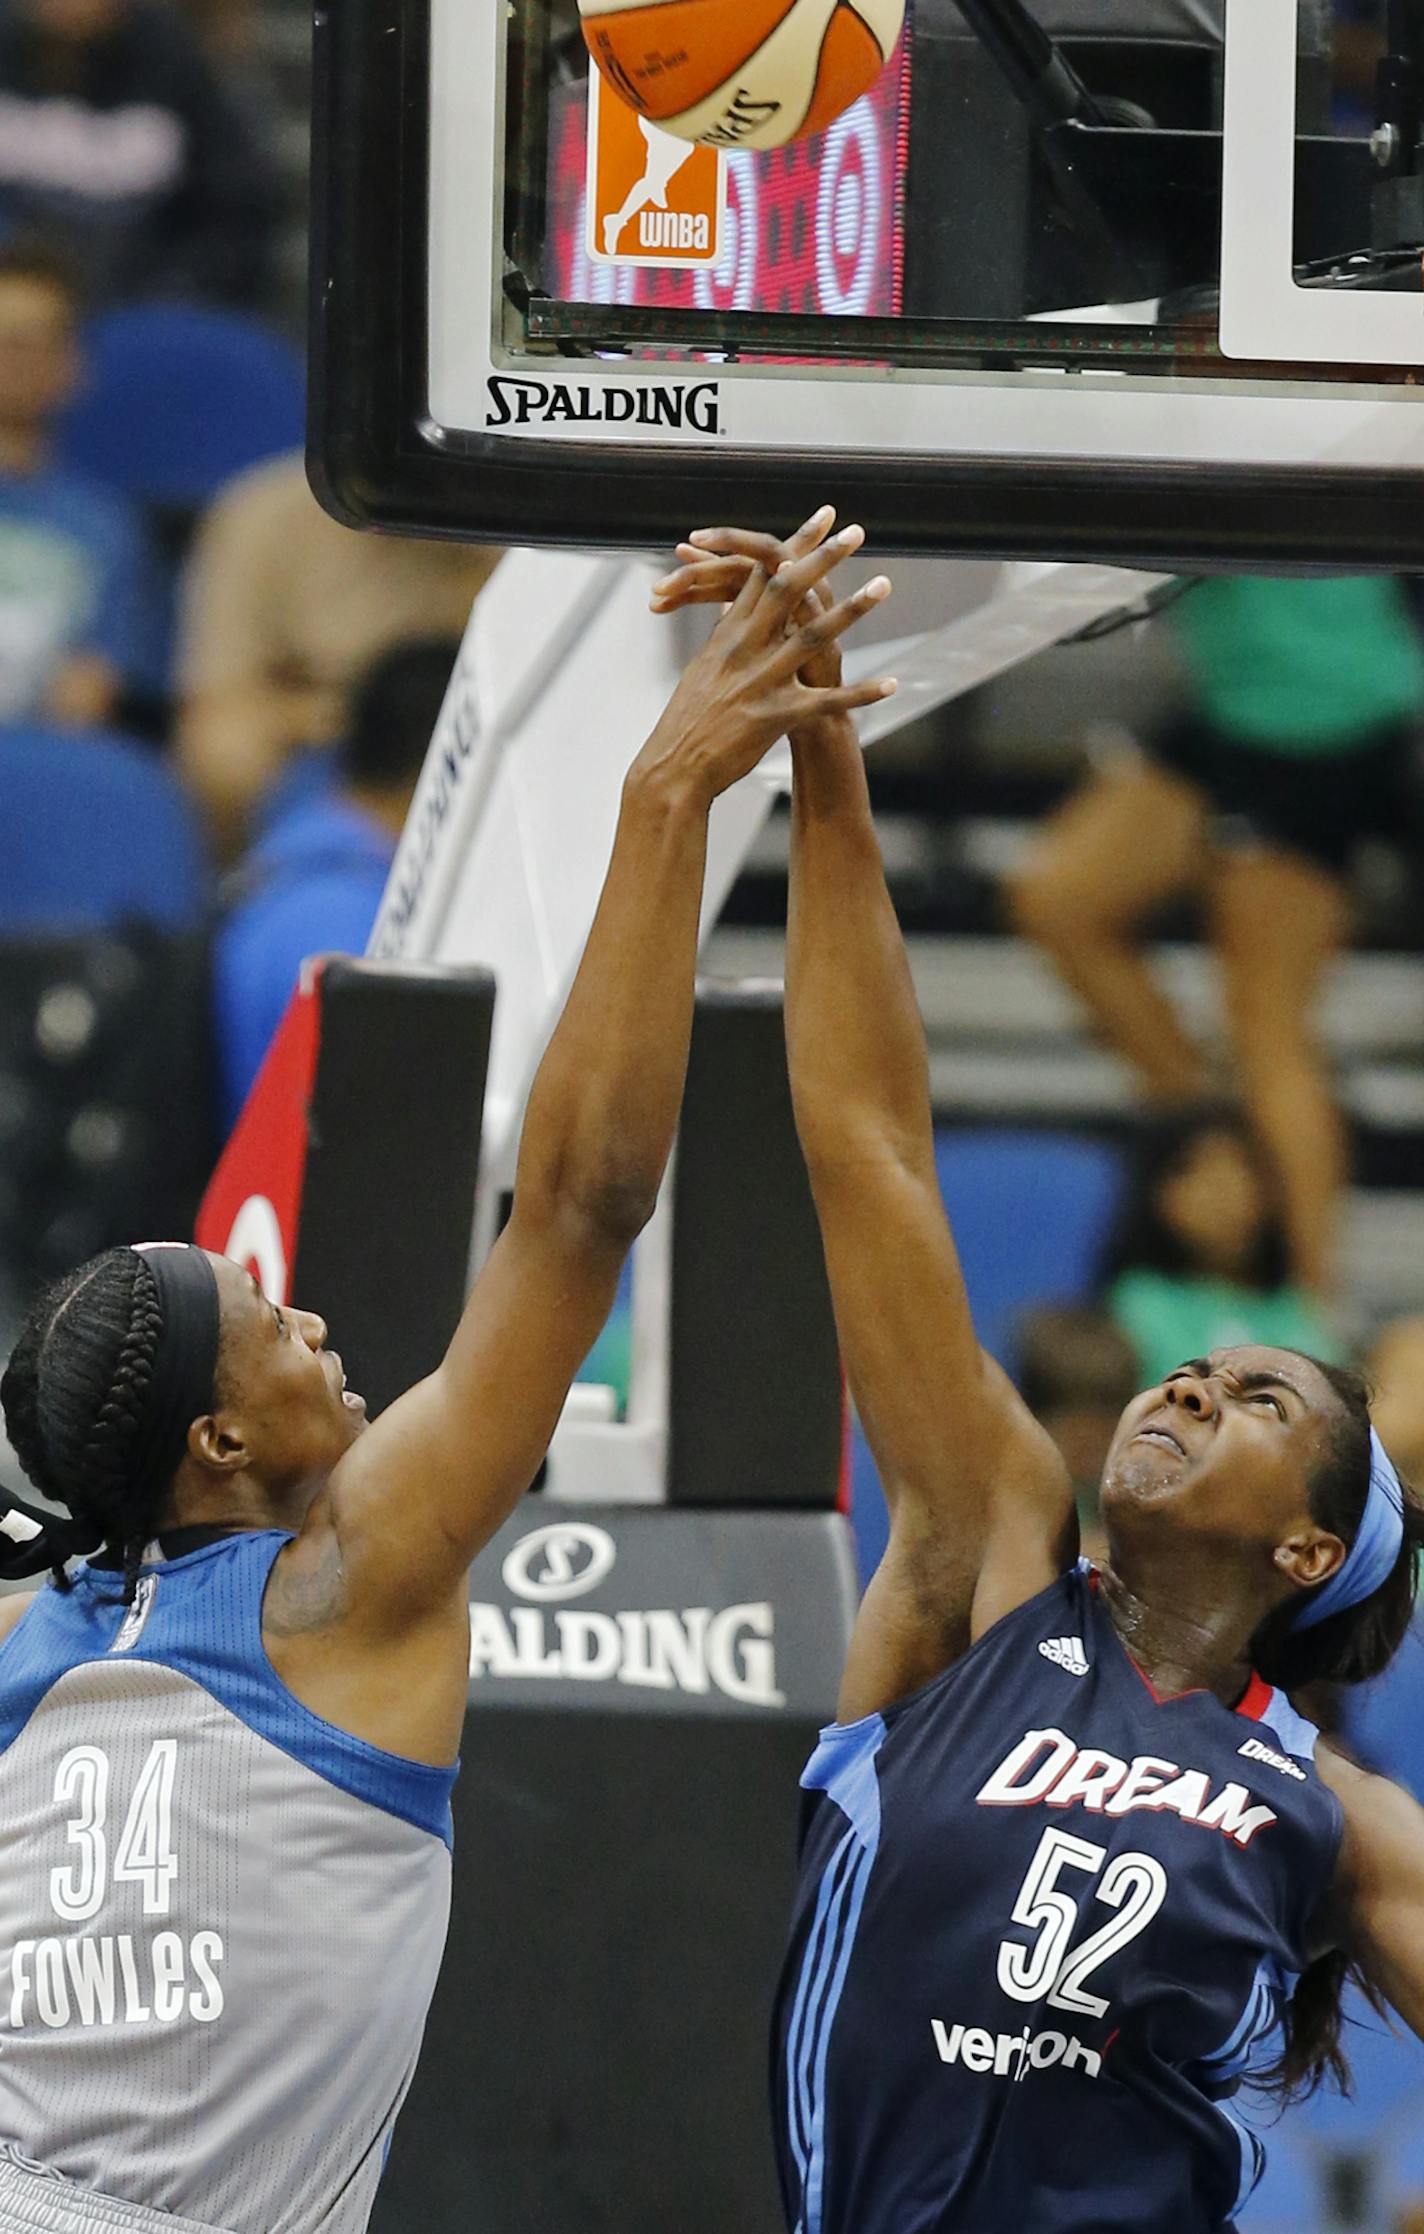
10,1929 -> 224,2031
977,1726 -> 1279,1848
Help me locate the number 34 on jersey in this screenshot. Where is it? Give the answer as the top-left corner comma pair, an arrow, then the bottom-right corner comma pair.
9,1740 -> 224,2033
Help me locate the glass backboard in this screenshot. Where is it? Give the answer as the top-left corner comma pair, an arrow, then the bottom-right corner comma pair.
309,0 -> 1424,563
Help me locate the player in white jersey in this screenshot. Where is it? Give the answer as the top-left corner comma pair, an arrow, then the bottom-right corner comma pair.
0,519 -> 897,2234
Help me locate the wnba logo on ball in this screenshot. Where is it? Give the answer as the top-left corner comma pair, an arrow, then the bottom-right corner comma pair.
587,70 -> 724,268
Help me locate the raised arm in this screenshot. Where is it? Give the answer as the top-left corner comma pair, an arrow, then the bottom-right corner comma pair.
785,707 -> 1073,1714
654,524 -> 1072,1721
291,525 -> 895,1643
1318,1746 -> 1424,2039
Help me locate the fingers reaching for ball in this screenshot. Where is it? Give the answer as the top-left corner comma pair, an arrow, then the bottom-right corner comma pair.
634,513 -> 895,805
649,506 -> 840,612
649,508 -> 892,695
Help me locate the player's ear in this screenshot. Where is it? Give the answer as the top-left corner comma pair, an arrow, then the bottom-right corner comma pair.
1273,1529 -> 1346,1592
190,1414 -> 251,1474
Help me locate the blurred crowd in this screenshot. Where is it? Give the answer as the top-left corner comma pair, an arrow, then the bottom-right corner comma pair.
0,0 -> 502,1318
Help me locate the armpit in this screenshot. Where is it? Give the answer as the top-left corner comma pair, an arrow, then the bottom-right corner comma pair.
262,1529 -> 349,1637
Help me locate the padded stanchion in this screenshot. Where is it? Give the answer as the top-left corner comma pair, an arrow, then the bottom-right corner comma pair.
668,984 -> 844,1510
372,1501 -> 857,2234
197,957 -> 495,1415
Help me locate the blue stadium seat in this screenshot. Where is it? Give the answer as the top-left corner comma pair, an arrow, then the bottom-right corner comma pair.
0,726 -> 208,934
932,1129 -> 1126,1370
849,1127 -> 1125,1583
1338,1613 -> 1424,1805
58,305 -> 305,511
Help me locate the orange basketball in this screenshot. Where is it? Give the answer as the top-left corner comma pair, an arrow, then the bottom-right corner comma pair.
577,0 -> 905,151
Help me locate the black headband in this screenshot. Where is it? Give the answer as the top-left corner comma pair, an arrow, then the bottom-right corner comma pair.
0,1243 -> 221,1582
127,1244 -> 221,1492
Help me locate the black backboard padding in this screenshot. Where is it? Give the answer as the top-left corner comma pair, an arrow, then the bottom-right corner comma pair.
371,1708 -> 811,2234
669,986 -> 843,1509
292,959 -> 494,1416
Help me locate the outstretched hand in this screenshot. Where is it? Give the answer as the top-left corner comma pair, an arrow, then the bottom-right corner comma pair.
635,506 -> 895,803
651,506 -> 865,692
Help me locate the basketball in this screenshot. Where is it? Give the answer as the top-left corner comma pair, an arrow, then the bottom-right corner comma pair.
577,0 -> 906,151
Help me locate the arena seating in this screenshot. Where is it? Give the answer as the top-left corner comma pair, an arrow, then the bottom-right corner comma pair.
0,727 -> 209,936
59,304 -> 304,517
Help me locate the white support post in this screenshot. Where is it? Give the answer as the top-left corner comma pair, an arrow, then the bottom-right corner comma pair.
369,549 -> 1169,1502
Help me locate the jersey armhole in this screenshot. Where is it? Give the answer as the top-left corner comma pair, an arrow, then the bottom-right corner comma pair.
818,1563 -> 1087,1744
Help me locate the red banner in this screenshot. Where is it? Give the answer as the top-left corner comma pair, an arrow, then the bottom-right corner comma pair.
194,962 -> 324,1302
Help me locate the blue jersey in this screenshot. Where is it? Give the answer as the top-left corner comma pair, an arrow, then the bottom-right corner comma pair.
0,1533 -> 455,2234
771,1564 -> 1343,2234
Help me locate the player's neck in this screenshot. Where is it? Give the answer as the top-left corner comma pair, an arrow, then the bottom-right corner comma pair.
1097,1559 -> 1259,1709
164,1466 -> 311,1538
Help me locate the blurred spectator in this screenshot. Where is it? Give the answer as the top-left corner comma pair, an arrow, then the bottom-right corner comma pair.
213,636 -> 460,1127
1016,1303 -> 1139,1559
0,236 -> 163,723
0,0 -> 278,306
1364,1312 -> 1424,1490
178,453 -> 500,855
1100,1107 -> 1338,1387
1009,576 -> 1424,1300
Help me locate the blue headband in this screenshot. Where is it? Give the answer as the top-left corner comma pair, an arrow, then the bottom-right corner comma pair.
1293,1428 -> 1405,1631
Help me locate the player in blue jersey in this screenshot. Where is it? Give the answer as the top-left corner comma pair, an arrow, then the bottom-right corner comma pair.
0,528 -> 896,2234
654,517 -> 1424,2234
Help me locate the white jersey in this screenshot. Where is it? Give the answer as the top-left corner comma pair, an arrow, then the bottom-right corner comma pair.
0,1532 -> 455,2234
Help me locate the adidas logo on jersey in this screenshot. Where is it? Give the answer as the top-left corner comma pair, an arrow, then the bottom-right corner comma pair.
1238,1737 -> 1307,1782
1038,1636 -> 1089,1677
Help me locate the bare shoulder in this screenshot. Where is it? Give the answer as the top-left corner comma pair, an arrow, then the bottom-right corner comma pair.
0,1591 -> 37,1646
1316,1741 -> 1424,1882
1315,1740 -> 1409,1819
1314,1739 -> 1369,1802
261,1500 -> 470,1766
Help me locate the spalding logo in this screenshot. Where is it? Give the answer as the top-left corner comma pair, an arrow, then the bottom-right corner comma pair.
502,1522 -> 617,1604
485,376 -> 722,435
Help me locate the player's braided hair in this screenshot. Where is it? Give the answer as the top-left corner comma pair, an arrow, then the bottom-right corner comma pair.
1,1249 -> 171,1605
1249,1357 -> 1424,2102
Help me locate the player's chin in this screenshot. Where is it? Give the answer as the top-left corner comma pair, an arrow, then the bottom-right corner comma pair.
1100,1449 -> 1190,1514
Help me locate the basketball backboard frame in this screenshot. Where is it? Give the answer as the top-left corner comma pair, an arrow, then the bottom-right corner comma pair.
309,0 -> 1424,565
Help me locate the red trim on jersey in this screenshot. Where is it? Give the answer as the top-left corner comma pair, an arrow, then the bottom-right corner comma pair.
1118,1639 -> 1271,1718
1233,1670 -> 1273,1723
